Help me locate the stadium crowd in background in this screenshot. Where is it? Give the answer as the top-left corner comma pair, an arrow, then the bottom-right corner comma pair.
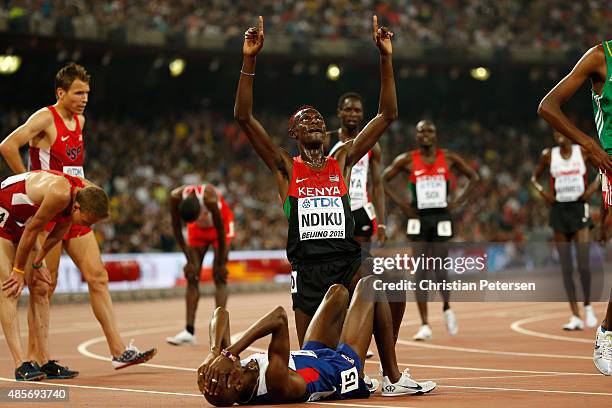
2,0 -> 609,51
0,108 -> 600,254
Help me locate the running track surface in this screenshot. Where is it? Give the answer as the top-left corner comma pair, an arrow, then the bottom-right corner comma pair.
1,292 -> 610,407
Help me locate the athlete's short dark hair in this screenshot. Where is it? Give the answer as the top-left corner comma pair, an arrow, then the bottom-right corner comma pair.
55,63 -> 90,93
75,187 -> 109,219
178,194 -> 201,223
337,92 -> 363,111
288,105 -> 317,132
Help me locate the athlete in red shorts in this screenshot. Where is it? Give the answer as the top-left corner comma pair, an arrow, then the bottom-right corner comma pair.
0,63 -> 156,375
167,183 -> 234,346
0,170 -> 109,380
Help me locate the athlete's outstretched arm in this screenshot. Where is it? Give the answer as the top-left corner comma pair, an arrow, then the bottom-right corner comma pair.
370,144 -> 387,243
446,150 -> 479,210
538,46 -> 612,173
530,148 -> 555,204
0,109 -> 53,174
234,16 -> 289,173
382,153 -> 417,218
349,16 -> 397,167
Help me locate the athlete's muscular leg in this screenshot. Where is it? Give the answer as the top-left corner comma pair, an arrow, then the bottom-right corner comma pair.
184,245 -> 208,329
340,276 -> 400,382
303,284 -> 349,348
212,244 -> 228,309
413,241 -> 429,325
555,231 -> 580,317
64,232 -> 124,357
431,243 -> 451,310
25,256 -> 51,365
0,238 -> 25,367
294,309 -> 312,348
27,233 -> 61,364
574,228 -> 591,306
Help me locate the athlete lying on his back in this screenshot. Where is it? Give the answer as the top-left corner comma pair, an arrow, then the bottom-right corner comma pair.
197,276 -> 436,405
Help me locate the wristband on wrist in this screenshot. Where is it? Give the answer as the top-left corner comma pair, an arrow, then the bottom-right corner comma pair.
12,266 -> 25,275
32,262 -> 44,269
240,70 -> 255,76
221,348 -> 237,362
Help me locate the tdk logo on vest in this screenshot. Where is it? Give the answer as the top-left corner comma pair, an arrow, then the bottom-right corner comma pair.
301,197 -> 341,209
66,145 -> 82,161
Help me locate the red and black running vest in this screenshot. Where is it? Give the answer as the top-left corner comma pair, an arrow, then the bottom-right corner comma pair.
29,105 -> 85,177
408,149 -> 450,210
284,156 -> 359,262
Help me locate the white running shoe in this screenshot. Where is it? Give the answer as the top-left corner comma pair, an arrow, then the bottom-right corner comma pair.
563,315 -> 585,331
584,306 -> 597,328
366,350 -> 375,359
593,326 -> 612,376
413,324 -> 432,341
381,368 -> 436,396
166,329 -> 197,346
363,374 -> 380,394
444,309 -> 458,336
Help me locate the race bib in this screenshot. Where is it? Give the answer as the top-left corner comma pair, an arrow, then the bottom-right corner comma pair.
437,220 -> 452,237
416,175 -> 447,209
298,196 -> 345,240
554,174 -> 585,202
407,218 -> 421,235
340,367 -> 359,394
63,166 -> 85,178
363,202 -> 376,220
0,207 -> 8,228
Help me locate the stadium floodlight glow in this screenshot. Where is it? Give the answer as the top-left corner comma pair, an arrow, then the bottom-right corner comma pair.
169,58 -> 186,77
326,64 -> 341,81
0,55 -> 21,75
470,67 -> 490,81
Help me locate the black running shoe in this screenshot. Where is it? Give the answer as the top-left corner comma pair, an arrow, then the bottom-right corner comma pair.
112,339 -> 157,370
15,361 -> 46,381
40,360 -> 79,379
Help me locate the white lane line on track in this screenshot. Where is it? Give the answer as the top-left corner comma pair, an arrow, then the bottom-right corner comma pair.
510,313 -> 594,343
395,338 -> 591,359
434,373 -> 585,380
365,360 -> 598,376
0,377 -> 202,397
79,326 -> 599,377
439,385 -> 612,396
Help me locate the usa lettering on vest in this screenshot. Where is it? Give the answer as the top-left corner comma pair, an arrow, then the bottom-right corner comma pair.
416,175 -> 447,209
298,195 -> 345,240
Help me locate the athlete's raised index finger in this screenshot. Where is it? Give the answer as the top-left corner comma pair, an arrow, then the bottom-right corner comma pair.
258,15 -> 264,35
372,15 -> 379,36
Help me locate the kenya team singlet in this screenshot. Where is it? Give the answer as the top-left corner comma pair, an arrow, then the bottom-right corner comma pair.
284,157 -> 358,262
408,149 -> 450,210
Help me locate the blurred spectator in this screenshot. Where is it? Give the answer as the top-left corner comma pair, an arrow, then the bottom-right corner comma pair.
2,0 -> 609,51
